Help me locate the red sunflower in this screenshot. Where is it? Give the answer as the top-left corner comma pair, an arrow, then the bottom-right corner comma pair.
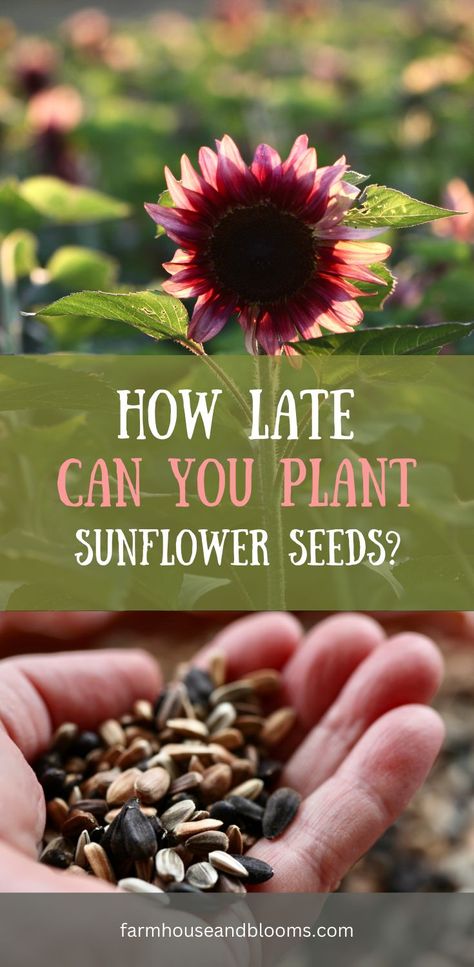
145,135 -> 391,354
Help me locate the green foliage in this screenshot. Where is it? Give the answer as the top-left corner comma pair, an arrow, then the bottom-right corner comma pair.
19,177 -> 130,224
291,323 -> 474,356
46,247 -> 118,291
36,290 -> 192,346
344,186 -> 457,229
355,264 -> 397,311
154,189 -> 175,238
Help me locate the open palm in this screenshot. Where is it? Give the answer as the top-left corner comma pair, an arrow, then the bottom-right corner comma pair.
0,613 -> 443,892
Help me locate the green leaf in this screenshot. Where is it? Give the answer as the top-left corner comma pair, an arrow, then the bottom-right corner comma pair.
344,170 -> 370,186
291,322 -> 474,356
344,184 -> 458,228
154,188 -> 175,238
355,262 -> 397,311
19,177 -> 130,224
0,180 -> 41,234
2,230 -> 38,279
34,290 -> 192,345
46,246 -> 118,291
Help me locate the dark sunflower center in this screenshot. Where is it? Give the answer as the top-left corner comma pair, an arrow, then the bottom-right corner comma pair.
208,204 -> 315,305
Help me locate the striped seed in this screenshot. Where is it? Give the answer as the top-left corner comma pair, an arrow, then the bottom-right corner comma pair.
160,799 -> 196,832
156,848 -> 185,882
208,850 -> 248,878
84,842 -> 116,883
186,862 -> 218,890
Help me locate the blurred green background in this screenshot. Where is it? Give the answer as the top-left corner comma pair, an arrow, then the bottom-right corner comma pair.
0,0 -> 473,353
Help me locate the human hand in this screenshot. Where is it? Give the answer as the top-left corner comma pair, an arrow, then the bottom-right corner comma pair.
0,612 -> 444,892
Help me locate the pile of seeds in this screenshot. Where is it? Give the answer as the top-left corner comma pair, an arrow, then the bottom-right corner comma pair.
37,656 -> 301,893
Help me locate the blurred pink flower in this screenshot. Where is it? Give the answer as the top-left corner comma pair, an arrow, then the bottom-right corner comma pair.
10,37 -> 58,97
432,178 -> 474,243
145,135 -> 390,354
61,8 -> 110,55
27,85 -> 83,133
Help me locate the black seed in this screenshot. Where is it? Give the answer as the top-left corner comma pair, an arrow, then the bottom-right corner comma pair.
40,768 -> 67,801
257,758 -> 282,782
40,839 -> 74,869
226,796 -> 264,820
183,667 -> 214,705
117,799 -> 157,861
229,855 -> 274,884
166,882 -> 202,894
71,799 -> 108,821
72,731 -> 102,757
209,801 -> 238,827
262,787 -> 301,839
89,826 -> 106,845
35,752 -> 62,777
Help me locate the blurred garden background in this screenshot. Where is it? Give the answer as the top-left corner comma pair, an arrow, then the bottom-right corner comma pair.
0,0 -> 473,353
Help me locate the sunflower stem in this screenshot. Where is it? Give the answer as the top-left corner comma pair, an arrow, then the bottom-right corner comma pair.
255,353 -> 287,610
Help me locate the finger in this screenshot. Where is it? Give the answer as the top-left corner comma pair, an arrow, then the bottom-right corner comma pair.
252,705 -> 444,892
284,632 -> 443,794
0,840 -> 117,893
281,614 -> 385,746
0,648 -> 161,761
195,612 -> 302,678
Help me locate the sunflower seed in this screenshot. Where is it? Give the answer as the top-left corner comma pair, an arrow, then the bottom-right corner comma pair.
229,854 -> 274,884
135,857 -> 154,882
210,728 -> 244,750
74,829 -> 91,868
235,715 -> 264,738
132,700 -> 154,721
68,799 -> 108,822
135,766 -> 171,804
173,819 -> 223,839
208,653 -> 226,688
156,848 -> 185,882
246,669 -> 282,695
209,800 -> 238,826
183,668 -> 214,706
217,874 -> 247,894
62,810 -> 98,837
227,824 -> 243,854
40,837 -> 73,869
116,740 -> 152,770
166,718 -> 209,739
166,882 -> 202,894
160,799 -> 196,831
46,797 -> 69,830
84,842 -> 116,882
226,796 -> 264,827
119,800 -> 158,860
119,877 -> 164,894
200,764 -> 233,803
261,708 -> 296,746
227,778 -> 264,801
206,702 -> 237,733
184,830 -> 229,854
208,850 -> 248,878
156,684 -> 186,729
210,681 -> 254,707
82,768 -> 120,798
51,722 -> 78,754
170,771 -> 202,795
99,719 -> 126,748
186,862 -> 218,890
106,768 -> 142,805
161,743 -> 213,761
262,787 -> 301,839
